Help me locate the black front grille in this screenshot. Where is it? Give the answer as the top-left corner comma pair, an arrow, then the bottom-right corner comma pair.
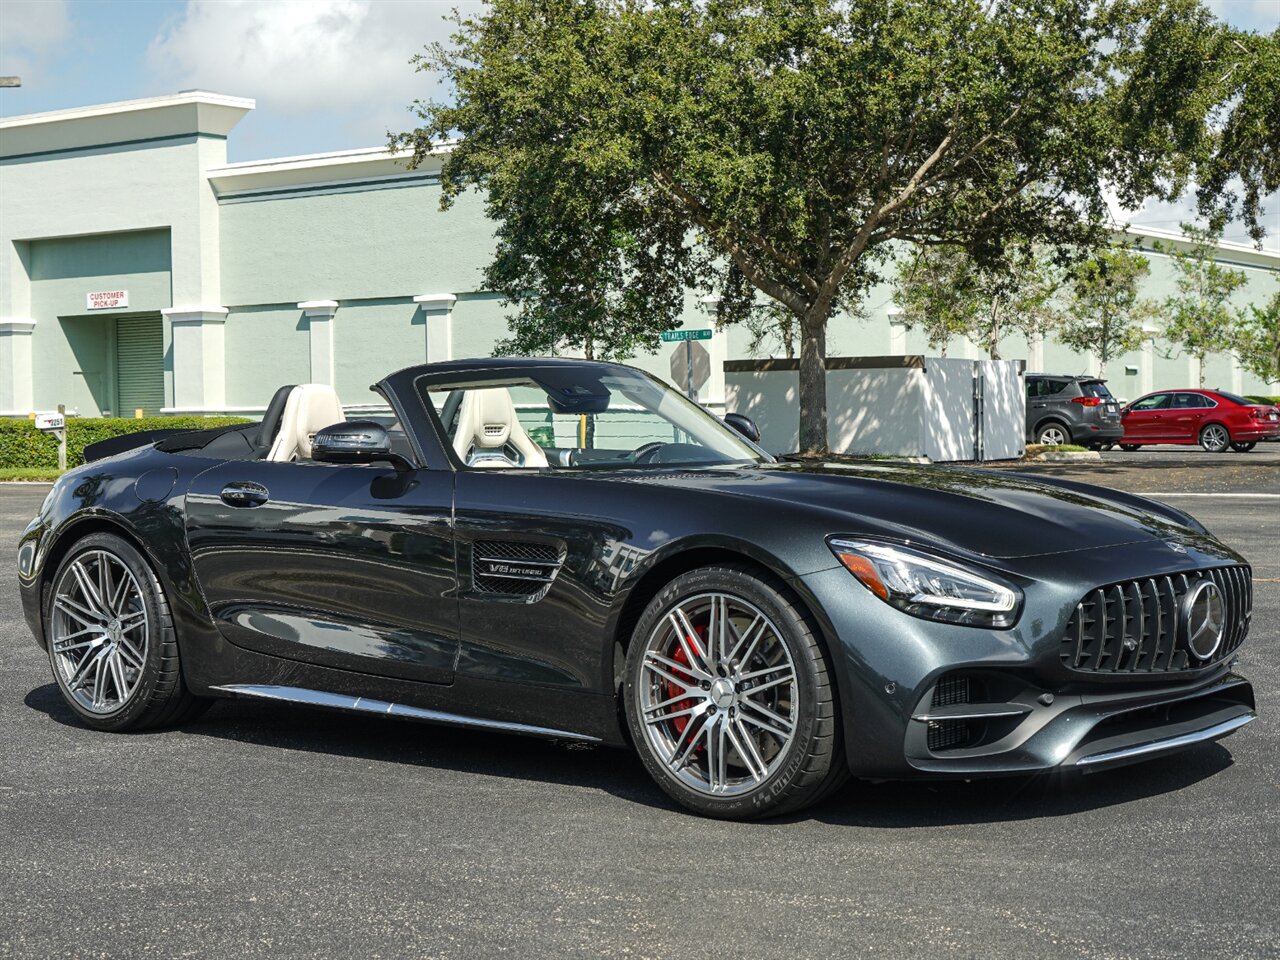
472,540 -> 564,598
1061,565 -> 1251,675
927,675 -> 974,751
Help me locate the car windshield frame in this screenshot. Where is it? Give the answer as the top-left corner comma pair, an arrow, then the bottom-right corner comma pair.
410,362 -> 772,472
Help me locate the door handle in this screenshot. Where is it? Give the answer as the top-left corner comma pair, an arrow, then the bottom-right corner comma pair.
220,481 -> 270,508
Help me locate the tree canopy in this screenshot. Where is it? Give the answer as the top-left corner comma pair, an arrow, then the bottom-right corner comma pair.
893,243 -> 1063,360
1155,225 -> 1248,386
394,0 -> 1273,452
1055,245 -> 1156,378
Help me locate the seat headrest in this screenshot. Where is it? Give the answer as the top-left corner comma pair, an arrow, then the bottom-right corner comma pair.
471,388 -> 518,449
266,384 -> 346,461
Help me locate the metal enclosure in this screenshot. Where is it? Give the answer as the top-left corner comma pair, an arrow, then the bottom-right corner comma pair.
724,355 -> 1026,462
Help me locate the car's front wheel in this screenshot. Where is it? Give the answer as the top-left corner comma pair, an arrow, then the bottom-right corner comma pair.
1200,424 -> 1231,453
45,532 -> 207,731
624,565 -> 844,819
1230,441 -> 1256,452
1119,443 -> 1141,451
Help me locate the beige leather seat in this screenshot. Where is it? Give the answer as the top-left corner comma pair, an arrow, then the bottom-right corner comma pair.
452,387 -> 548,468
267,384 -> 346,462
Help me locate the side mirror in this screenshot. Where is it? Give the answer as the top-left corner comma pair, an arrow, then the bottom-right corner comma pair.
723,412 -> 761,443
312,420 -> 413,471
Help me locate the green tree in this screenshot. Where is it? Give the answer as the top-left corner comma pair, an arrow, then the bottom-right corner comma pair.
893,243 -> 1063,360
395,0 -> 1263,453
1056,246 -> 1157,378
1234,290 -> 1280,386
1155,224 -> 1247,386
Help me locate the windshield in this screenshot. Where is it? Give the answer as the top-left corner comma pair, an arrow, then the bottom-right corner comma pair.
417,365 -> 768,470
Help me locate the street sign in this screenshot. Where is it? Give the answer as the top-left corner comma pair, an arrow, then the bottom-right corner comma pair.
34,413 -> 65,431
661,328 -> 713,343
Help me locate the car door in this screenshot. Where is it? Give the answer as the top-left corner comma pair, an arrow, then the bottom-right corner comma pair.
1123,392 -> 1172,441
1167,392 -> 1210,441
184,458 -> 458,684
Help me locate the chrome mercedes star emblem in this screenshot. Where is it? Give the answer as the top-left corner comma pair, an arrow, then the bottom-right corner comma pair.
1167,542 -> 1188,554
1181,580 -> 1226,661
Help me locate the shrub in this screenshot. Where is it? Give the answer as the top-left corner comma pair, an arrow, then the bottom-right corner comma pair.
1245,395 -> 1280,406
0,416 -> 251,470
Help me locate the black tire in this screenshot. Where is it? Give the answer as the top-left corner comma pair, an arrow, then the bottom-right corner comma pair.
1035,421 -> 1071,446
1199,423 -> 1231,453
623,564 -> 842,820
44,532 -> 206,732
1119,444 -> 1140,452
1230,441 -> 1256,452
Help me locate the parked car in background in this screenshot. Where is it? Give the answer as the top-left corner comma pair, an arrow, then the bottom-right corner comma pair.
1119,389 -> 1280,452
1024,374 -> 1124,447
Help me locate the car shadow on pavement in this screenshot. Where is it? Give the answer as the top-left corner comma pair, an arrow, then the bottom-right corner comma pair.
800,747 -> 1235,827
22,682 -> 680,813
24,682 -> 1236,825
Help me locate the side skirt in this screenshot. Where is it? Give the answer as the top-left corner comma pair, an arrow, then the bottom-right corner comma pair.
210,683 -> 601,743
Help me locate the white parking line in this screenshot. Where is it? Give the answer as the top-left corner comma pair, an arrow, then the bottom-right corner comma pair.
1142,492 -> 1280,498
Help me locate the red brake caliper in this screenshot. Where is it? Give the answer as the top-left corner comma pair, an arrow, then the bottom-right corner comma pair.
666,625 -> 707,742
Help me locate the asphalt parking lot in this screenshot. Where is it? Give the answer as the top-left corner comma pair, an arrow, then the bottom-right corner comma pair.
2,449 -> 1277,960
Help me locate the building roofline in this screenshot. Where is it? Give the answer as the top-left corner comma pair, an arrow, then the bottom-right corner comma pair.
206,141 -> 455,198
0,90 -> 255,160
1115,222 -> 1279,268
0,90 -> 255,128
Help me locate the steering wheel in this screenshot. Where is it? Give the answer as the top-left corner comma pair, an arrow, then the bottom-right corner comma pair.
632,442 -> 666,465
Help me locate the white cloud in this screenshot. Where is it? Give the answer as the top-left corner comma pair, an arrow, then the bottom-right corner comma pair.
147,0 -> 481,147
0,0 -> 70,82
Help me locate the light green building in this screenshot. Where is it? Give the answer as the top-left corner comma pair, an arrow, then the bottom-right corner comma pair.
1,91 -> 1277,420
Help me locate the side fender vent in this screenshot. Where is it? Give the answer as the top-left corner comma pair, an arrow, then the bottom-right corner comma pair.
471,540 -> 565,600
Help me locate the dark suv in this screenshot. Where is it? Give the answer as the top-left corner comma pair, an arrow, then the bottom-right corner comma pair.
1025,374 -> 1124,447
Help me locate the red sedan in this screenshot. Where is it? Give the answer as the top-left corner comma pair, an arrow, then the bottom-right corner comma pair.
1119,389 -> 1280,452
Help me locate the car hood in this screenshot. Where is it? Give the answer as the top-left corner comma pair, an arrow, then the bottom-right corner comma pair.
612,460 -> 1217,561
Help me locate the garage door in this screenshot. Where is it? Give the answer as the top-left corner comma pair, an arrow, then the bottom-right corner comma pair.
115,316 -> 165,417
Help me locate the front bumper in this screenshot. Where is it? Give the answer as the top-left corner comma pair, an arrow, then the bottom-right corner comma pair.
799,540 -> 1258,780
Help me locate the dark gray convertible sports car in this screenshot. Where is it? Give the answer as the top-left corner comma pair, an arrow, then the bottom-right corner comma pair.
18,359 -> 1256,818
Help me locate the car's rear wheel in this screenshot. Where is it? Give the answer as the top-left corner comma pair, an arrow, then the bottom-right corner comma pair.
624,565 -> 843,820
45,532 -> 207,731
1035,422 -> 1070,446
1200,424 -> 1231,453
1119,443 -> 1140,451
1230,441 -> 1256,452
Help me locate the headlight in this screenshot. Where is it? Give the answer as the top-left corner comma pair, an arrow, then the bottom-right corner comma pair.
828,538 -> 1021,628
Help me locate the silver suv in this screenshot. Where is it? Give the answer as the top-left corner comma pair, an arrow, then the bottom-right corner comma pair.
1025,375 -> 1124,447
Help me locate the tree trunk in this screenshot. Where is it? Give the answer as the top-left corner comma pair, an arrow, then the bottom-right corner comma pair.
797,309 -> 829,455
1198,355 -> 1206,387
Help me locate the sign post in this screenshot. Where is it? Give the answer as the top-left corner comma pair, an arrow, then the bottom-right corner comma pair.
35,406 -> 68,471
661,329 -> 713,399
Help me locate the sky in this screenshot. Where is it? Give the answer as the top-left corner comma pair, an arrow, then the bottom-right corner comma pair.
1,0 -> 1277,246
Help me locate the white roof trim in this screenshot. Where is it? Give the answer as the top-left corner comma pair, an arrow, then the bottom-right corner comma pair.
0,90 -> 255,129
206,142 -> 454,197
1115,221 -> 1279,262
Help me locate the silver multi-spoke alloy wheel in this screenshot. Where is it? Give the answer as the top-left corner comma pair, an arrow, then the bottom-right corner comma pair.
1201,424 -> 1230,453
637,592 -> 798,798
50,549 -> 149,715
1037,424 -> 1068,446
